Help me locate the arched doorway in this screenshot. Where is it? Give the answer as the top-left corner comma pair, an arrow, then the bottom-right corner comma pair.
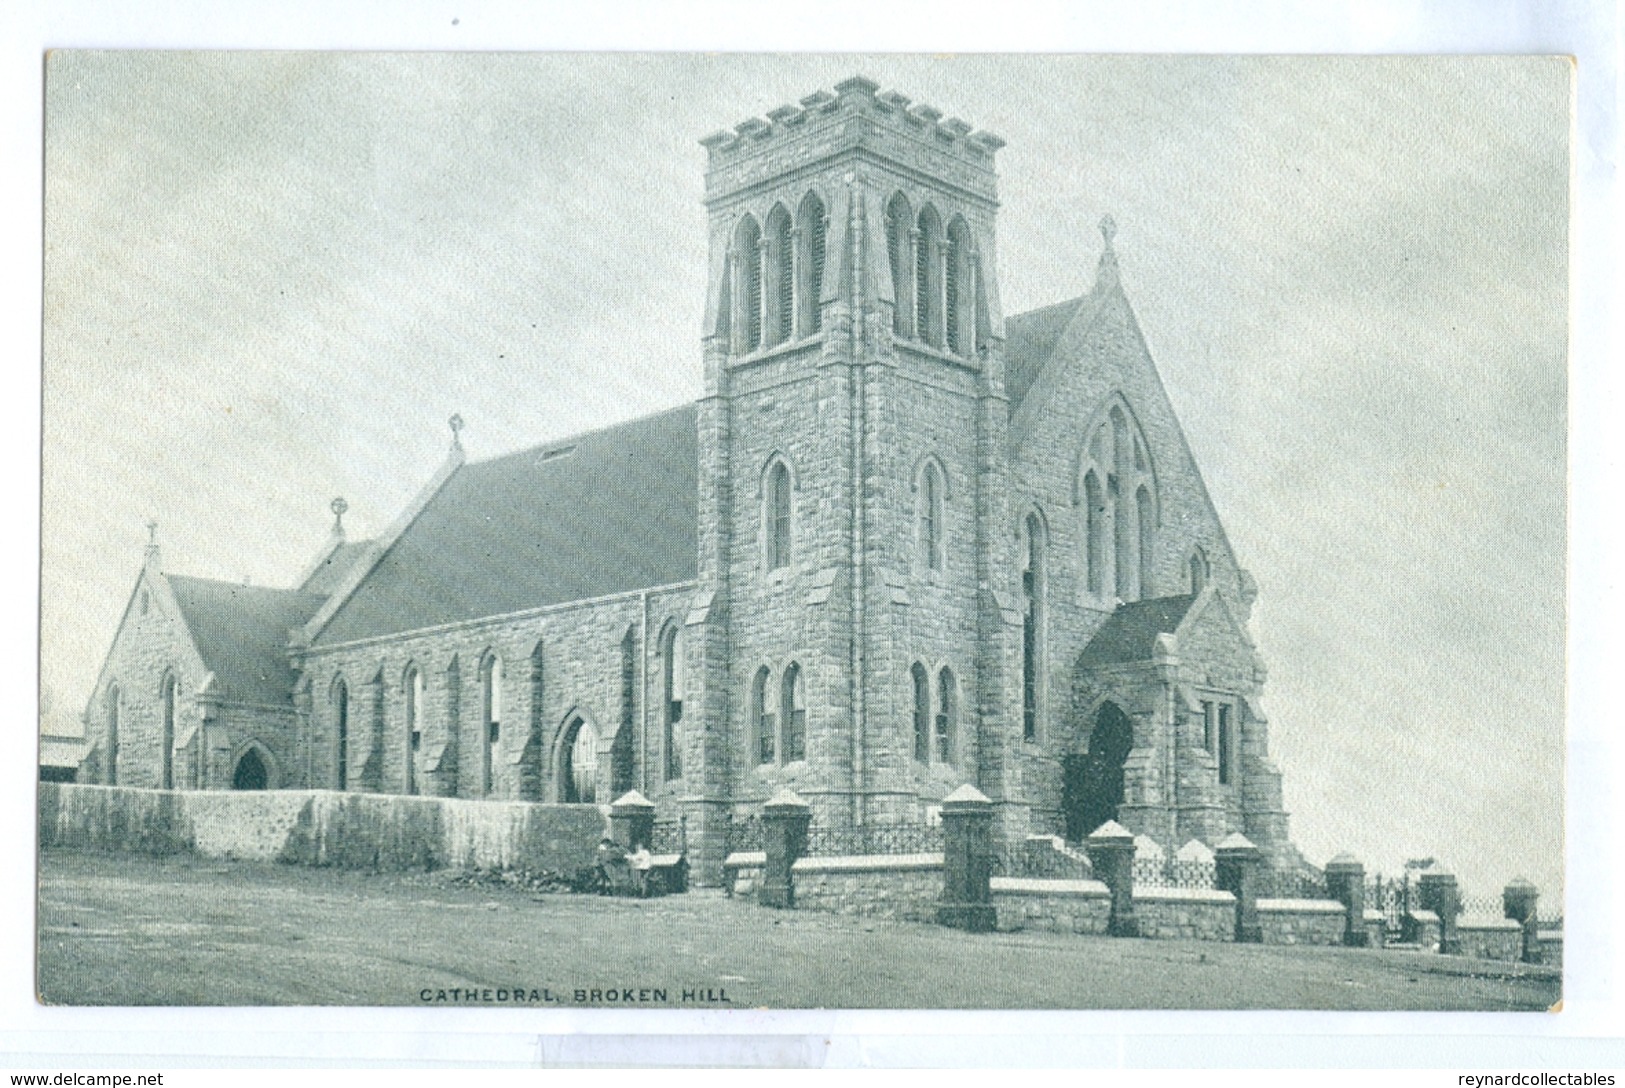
232,747 -> 269,791
559,715 -> 598,804
1063,701 -> 1135,840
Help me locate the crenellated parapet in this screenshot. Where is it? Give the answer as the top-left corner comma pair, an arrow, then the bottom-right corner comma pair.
701,76 -> 1005,207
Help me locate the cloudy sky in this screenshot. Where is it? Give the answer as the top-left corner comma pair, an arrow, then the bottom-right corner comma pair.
41,52 -> 1569,897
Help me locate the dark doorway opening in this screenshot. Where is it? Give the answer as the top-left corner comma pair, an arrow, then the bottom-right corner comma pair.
1063,701 -> 1134,840
560,716 -> 597,804
232,748 -> 268,791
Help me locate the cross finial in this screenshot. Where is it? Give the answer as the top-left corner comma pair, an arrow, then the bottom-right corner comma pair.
329,496 -> 348,536
448,413 -> 464,451
1094,213 -> 1120,292
143,519 -> 161,566
1100,213 -> 1117,250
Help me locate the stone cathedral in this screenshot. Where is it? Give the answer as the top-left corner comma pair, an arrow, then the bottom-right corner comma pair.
80,77 -> 1301,882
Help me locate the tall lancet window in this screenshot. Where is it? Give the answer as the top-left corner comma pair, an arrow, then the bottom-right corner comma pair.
333,677 -> 349,791
911,662 -> 930,762
105,684 -> 120,786
918,460 -> 945,572
915,205 -> 943,348
945,218 -> 974,356
885,193 -> 914,337
1021,513 -> 1046,742
159,671 -> 177,790
754,666 -> 775,765
734,215 -> 763,354
798,192 -> 827,337
662,624 -> 685,781
935,666 -> 957,763
765,459 -> 793,572
782,663 -> 807,762
481,654 -> 502,797
766,204 -> 793,347
404,664 -> 423,795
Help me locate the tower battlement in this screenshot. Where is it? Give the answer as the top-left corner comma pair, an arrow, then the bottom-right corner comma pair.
700,76 -> 1006,206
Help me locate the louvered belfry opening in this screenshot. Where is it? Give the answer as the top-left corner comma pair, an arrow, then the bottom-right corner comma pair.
944,228 -> 961,355
802,193 -> 827,336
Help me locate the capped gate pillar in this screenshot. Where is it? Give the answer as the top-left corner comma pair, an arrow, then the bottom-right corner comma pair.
1085,820 -> 1139,937
937,784 -> 996,932
609,789 -> 656,851
1215,832 -> 1264,944
760,788 -> 811,909
1502,877 -> 1541,964
1324,853 -> 1367,947
1417,870 -> 1461,954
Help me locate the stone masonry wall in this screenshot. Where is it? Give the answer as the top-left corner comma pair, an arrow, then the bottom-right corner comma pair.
990,877 -> 1111,934
40,783 -> 604,877
789,854 -> 943,922
1134,888 -> 1238,941
1455,919 -> 1525,962
1257,898 -> 1346,946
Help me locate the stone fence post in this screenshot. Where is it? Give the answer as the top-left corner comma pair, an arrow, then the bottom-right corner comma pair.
937,784 -> 995,932
760,788 -> 811,909
1417,870 -> 1460,954
1324,852 -> 1367,947
609,789 -> 656,851
1215,832 -> 1263,943
1085,820 -> 1138,937
1503,877 -> 1541,964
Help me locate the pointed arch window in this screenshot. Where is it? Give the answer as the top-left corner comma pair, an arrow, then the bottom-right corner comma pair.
1136,485 -> 1155,597
945,218 -> 975,356
935,667 -> 958,763
753,666 -> 775,765
915,206 -> 943,348
159,671 -> 177,790
918,460 -> 945,572
1021,514 -> 1045,742
662,624 -> 685,780
733,215 -> 763,354
798,192 -> 827,337
781,663 -> 807,762
766,205 -> 794,347
480,654 -> 502,797
885,193 -> 914,337
404,664 -> 423,795
911,663 -> 930,762
1084,470 -> 1106,595
104,684 -> 120,786
765,459 -> 793,572
1188,549 -> 1210,593
333,677 -> 349,791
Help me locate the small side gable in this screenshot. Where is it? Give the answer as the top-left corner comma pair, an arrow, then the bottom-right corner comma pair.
84,564 -> 210,719
1172,587 -> 1260,679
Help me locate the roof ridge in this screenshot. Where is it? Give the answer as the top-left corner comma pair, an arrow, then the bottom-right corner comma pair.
466,401 -> 697,468
167,573 -> 325,597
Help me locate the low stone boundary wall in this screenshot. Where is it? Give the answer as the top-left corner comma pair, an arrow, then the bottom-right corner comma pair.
1135,887 -> 1238,941
1256,897 -> 1346,945
1539,930 -> 1564,969
1454,917 -> 1524,962
40,783 -> 604,877
990,876 -> 1110,934
722,850 -> 766,899
789,853 -> 943,922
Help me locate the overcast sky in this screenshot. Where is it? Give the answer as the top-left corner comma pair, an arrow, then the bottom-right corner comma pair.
42,52 -> 1568,897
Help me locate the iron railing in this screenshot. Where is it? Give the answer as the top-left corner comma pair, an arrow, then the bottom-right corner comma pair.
725,814 -> 764,855
1256,867 -> 1330,900
803,822 -> 943,857
650,817 -> 687,856
1131,856 -> 1217,890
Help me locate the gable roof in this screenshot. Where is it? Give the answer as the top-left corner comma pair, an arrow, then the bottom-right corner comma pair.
1003,297 -> 1082,412
315,404 -> 700,646
165,576 -> 328,705
300,539 -> 374,596
1078,594 -> 1198,667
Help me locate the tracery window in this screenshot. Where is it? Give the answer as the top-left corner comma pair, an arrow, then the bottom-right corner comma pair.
1079,399 -> 1157,602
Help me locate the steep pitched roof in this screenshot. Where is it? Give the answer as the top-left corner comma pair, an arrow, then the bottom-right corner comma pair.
316,404 -> 700,646
300,539 -> 374,596
165,576 -> 328,705
1004,296 -> 1083,411
1078,594 -> 1198,667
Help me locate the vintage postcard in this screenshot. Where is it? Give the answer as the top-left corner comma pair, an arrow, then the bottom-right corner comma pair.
38,52 -> 1568,1011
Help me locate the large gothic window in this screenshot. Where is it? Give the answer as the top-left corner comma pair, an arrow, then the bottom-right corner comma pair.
1021,513 -> 1046,742
885,192 -> 914,337
781,663 -> 807,762
765,459 -> 793,572
798,192 -> 827,337
1079,398 -> 1157,603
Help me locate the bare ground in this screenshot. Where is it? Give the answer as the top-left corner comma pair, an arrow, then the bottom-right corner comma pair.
37,848 -> 1561,1010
